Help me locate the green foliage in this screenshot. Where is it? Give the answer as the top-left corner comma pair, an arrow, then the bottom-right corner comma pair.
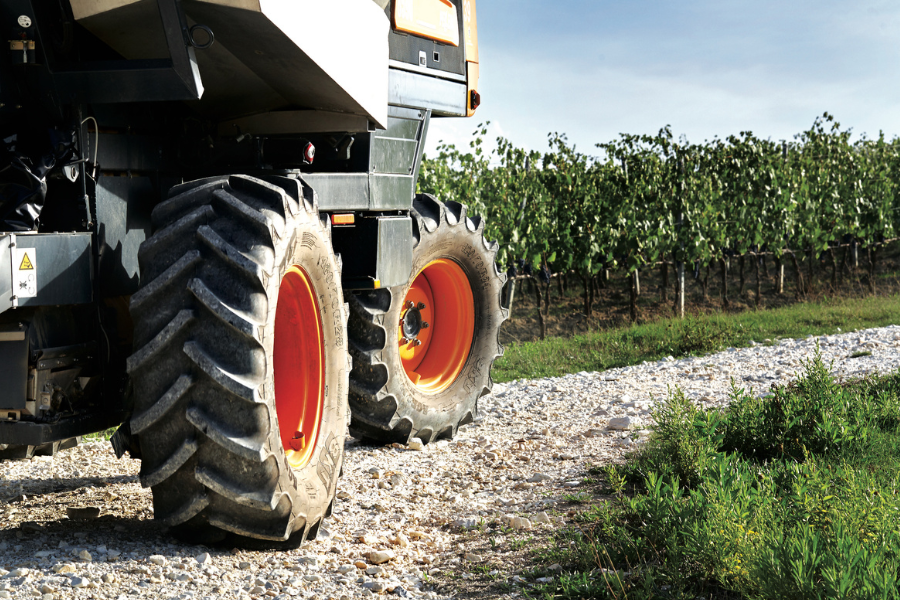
419,114 -> 898,279
528,356 -> 900,599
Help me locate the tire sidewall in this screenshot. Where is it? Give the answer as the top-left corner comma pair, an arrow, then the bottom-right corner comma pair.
261,211 -> 347,532
384,217 -> 502,424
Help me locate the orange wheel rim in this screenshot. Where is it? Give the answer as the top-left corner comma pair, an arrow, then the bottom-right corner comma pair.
274,265 -> 324,469
399,259 -> 474,393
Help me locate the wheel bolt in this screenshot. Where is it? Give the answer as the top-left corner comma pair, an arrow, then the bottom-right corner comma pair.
421,322 -> 429,329
400,337 -> 409,344
414,339 -> 422,346
405,301 -> 415,309
417,302 -> 426,310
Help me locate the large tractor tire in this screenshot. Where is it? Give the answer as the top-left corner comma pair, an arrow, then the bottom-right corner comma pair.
127,175 -> 348,547
347,195 -> 507,443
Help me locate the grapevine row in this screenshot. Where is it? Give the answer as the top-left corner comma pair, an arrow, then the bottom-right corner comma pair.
418,114 -> 900,328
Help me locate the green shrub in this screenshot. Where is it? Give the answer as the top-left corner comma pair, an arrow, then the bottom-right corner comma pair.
531,355 -> 900,600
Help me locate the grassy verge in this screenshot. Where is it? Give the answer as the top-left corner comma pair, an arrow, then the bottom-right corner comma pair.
526,352 -> 900,599
493,293 -> 900,383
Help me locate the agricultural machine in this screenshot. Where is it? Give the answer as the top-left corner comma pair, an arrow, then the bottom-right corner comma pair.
0,0 -> 506,546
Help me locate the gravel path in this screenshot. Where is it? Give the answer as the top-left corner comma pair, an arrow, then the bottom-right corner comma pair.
2,325 -> 900,600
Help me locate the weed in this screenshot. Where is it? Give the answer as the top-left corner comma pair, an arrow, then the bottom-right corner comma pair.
850,350 -> 873,358
562,491 -> 591,504
509,536 -> 534,551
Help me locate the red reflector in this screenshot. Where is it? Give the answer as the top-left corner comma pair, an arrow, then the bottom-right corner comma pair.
331,214 -> 355,225
303,142 -> 315,164
470,90 -> 481,110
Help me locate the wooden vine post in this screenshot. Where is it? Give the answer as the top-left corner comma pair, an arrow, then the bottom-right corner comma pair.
676,157 -> 685,319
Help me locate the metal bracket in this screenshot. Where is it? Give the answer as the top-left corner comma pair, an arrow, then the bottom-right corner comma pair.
7,234 -> 16,309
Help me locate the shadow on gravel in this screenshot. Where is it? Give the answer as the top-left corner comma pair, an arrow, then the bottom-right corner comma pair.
0,515 -> 160,537
2,474 -> 139,500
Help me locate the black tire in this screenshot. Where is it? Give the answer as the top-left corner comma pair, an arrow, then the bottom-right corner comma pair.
127,175 -> 348,546
347,195 -> 507,443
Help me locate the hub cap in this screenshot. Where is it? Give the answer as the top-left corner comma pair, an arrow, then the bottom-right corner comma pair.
274,265 -> 324,469
399,259 -> 474,393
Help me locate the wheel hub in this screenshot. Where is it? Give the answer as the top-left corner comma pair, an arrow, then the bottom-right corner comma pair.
398,259 -> 474,393
400,301 -> 428,344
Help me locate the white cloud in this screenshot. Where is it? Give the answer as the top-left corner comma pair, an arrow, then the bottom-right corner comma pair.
422,0 -> 900,155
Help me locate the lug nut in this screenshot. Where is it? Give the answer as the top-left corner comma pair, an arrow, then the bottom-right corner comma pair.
417,302 -> 426,310
400,337 -> 409,344
405,301 -> 415,309
414,339 -> 422,346
289,431 -> 306,451
421,322 -> 429,329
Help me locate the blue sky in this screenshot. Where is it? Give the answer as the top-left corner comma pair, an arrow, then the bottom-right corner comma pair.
425,0 -> 900,157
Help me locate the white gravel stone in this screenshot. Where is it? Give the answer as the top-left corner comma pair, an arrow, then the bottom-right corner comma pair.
533,511 -> 552,525
407,438 -> 425,451
608,416 -> 641,430
366,550 -> 395,565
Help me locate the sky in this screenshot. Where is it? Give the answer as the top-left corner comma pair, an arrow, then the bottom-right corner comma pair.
425,0 -> 900,158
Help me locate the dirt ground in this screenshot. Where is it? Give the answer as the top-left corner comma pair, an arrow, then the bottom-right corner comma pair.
500,244 -> 900,344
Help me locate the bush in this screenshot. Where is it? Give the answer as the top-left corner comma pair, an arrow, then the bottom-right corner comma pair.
532,352 -> 900,600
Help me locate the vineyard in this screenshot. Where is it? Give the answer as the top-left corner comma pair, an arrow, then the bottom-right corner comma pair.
418,113 -> 900,337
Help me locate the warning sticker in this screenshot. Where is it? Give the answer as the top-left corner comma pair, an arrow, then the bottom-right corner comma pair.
12,247 -> 36,298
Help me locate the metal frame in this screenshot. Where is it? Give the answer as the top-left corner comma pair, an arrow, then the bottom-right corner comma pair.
48,0 -> 203,103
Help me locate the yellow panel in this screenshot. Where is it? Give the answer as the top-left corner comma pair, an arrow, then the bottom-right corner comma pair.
393,0 -> 460,46
462,0 -> 478,63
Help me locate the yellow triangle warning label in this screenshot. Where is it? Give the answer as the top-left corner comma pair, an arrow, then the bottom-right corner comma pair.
19,253 -> 33,270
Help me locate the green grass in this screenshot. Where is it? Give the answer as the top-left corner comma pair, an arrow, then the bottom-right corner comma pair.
83,427 -> 117,441
494,293 -> 900,382
528,352 -> 900,599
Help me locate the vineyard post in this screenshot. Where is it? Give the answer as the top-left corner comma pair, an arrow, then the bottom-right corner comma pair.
829,247 -> 837,291
867,245 -> 878,294
777,142 -> 787,294
806,244 -> 815,292
720,257 -> 729,308
660,261 -> 668,303
505,268 -> 516,319
789,250 -> 805,297
676,157 -> 685,318
775,256 -> 784,294
753,250 -> 761,308
628,269 -> 638,322
531,273 -> 546,340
